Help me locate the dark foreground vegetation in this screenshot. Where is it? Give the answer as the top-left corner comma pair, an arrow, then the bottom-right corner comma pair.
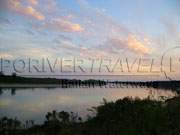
1,96 -> 180,135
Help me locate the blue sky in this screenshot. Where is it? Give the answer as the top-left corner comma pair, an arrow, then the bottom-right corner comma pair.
0,0 -> 180,80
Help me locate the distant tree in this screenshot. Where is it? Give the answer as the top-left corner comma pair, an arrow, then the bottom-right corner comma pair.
12,72 -> 17,77
0,71 -> 4,76
11,88 -> 16,96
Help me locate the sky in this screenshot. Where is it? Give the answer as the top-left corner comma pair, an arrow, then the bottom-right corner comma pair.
0,0 -> 180,80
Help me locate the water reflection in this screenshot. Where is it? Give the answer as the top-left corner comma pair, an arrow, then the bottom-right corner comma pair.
0,88 -> 2,95
11,88 -> 16,96
0,87 -> 178,124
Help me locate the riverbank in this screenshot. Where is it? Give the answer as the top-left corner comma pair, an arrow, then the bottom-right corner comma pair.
1,75 -> 180,91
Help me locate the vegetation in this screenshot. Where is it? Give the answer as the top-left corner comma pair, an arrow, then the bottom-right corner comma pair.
1,74 -> 180,90
1,96 -> 180,135
113,81 -> 180,91
0,75 -> 106,87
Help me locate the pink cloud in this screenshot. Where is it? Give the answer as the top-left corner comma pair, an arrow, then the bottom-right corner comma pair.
7,0 -> 45,20
44,18 -> 84,32
126,35 -> 151,54
108,35 -> 151,54
28,0 -> 38,5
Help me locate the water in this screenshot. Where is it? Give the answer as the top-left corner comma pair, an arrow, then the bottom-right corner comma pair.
0,86 -> 177,124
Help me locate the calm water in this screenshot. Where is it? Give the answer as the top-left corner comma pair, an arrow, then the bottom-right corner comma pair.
0,86 -> 178,124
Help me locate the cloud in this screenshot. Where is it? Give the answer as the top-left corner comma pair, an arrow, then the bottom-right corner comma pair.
0,53 -> 13,58
1,0 -> 153,60
107,35 -> 151,54
22,6 -> 45,20
17,48 -> 56,58
75,0 -> 154,56
53,38 -> 80,52
0,17 -> 11,25
126,35 -> 151,54
25,29 -> 35,35
58,34 -> 73,41
7,0 -> 45,20
52,38 -> 106,58
28,0 -> 38,5
44,18 -> 84,32
43,0 -> 57,13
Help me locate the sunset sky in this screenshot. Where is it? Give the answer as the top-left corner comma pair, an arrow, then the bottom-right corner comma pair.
0,0 -> 180,80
